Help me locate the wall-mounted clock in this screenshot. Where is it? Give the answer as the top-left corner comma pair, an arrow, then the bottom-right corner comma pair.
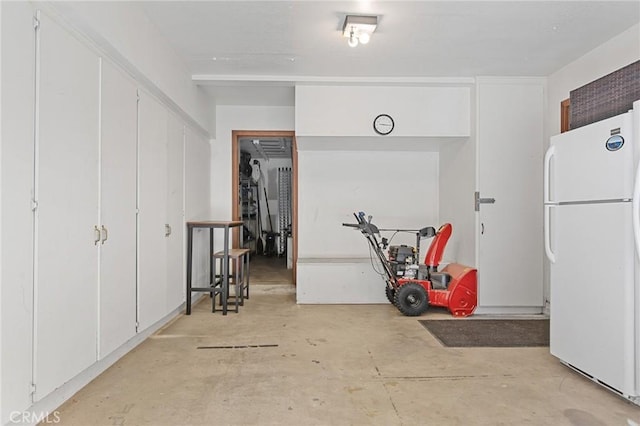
373,114 -> 394,135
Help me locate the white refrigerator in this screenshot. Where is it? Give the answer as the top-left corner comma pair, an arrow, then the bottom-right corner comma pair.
544,100 -> 640,405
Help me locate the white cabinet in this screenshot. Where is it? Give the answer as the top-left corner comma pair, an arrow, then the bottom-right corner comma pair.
34,14 -> 139,399
138,92 -> 185,331
166,113 -> 186,311
34,13 -> 100,400
98,60 -> 138,359
1,6 -> 202,416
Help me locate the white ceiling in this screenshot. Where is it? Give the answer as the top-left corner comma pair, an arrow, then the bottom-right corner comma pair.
140,1 -> 640,106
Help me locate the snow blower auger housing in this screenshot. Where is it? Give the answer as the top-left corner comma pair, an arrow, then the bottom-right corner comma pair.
343,212 -> 477,317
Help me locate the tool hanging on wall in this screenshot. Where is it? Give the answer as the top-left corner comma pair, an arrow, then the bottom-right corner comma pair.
251,159 -> 261,183
252,160 -> 265,255
240,150 -> 252,179
263,187 -> 278,256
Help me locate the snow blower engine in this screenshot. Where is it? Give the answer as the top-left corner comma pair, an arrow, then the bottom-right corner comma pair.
343,212 -> 477,317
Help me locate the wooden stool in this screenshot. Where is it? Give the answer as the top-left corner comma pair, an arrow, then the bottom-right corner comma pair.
213,248 -> 250,313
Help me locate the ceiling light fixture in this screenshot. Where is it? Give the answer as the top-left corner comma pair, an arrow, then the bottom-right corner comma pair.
342,15 -> 377,48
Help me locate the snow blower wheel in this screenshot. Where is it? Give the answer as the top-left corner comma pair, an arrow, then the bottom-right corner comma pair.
394,282 -> 429,316
385,286 -> 395,304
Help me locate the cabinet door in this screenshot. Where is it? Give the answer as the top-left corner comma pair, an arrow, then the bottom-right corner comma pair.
137,92 -> 168,331
166,113 -> 185,311
35,13 -> 99,400
1,1 -> 37,417
98,59 -> 138,359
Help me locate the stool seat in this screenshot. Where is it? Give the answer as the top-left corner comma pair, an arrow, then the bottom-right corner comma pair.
213,248 -> 250,259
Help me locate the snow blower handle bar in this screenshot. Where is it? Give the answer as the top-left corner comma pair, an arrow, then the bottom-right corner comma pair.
342,211 -> 367,228
342,211 -> 369,228
342,212 -> 381,235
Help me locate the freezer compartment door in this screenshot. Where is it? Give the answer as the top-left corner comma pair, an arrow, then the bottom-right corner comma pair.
550,202 -> 636,397
549,112 -> 634,203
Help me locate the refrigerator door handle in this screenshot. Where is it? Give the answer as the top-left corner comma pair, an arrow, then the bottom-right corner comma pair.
543,145 -> 555,204
633,157 -> 640,261
544,205 -> 556,263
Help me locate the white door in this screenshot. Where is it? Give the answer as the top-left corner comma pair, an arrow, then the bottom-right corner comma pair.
476,80 -> 544,312
98,59 -> 138,359
165,113 -> 185,311
137,91 -> 168,331
549,202 -> 635,395
35,13 -> 100,400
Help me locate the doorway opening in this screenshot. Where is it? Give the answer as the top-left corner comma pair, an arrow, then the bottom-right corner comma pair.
232,131 -> 297,285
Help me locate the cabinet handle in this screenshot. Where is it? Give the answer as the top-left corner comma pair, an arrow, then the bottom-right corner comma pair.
165,224 -> 172,237
94,226 -> 101,245
101,225 -> 108,244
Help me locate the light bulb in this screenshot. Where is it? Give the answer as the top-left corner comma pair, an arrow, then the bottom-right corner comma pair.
358,32 -> 370,44
348,29 -> 358,47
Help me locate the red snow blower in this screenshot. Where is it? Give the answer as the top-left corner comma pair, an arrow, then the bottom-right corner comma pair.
343,212 -> 477,317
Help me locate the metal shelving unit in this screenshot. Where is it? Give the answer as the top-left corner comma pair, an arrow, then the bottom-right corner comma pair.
277,167 -> 292,256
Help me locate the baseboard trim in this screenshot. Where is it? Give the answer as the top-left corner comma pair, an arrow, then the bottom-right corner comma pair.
473,306 -> 544,316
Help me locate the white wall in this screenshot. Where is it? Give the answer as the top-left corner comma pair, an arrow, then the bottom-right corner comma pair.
297,150 -> 440,258
296,85 -> 470,137
0,1 -> 3,418
185,127 -> 212,294
439,137 -> 476,266
548,24 -> 640,138
296,149 -> 439,304
212,106 -> 295,220
294,83 -> 473,303
185,129 -> 212,221
47,1 -> 212,134
436,83 -> 477,268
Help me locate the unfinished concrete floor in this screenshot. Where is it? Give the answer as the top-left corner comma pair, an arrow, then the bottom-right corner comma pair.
54,287 -> 639,426
250,255 -> 293,285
